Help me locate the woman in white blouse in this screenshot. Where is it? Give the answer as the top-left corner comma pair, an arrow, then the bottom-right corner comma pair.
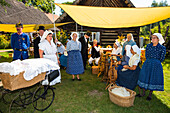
116,45 -> 141,90
38,30 -> 61,85
66,32 -> 84,81
111,41 -> 122,61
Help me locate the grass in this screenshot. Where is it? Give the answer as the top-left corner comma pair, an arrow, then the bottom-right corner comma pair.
0,52 -> 170,113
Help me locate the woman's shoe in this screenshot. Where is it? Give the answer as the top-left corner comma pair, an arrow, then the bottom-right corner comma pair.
146,96 -> 152,101
77,78 -> 81,81
136,94 -> 142,97
72,79 -> 75,81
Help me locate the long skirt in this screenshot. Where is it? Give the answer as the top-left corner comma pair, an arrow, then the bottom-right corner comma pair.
66,50 -> 84,75
116,66 -> 141,90
59,55 -> 67,67
138,59 -> 164,91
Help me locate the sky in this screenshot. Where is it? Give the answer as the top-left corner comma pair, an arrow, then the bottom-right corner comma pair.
54,0 -> 170,15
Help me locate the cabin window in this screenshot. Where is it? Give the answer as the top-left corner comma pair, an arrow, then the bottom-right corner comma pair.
77,32 -> 100,42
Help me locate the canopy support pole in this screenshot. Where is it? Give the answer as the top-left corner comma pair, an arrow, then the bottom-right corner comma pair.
51,3 -> 57,39
76,23 -> 78,32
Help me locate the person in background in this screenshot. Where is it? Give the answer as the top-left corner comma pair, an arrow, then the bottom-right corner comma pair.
111,41 -> 122,61
122,33 -> 136,56
34,26 -> 45,58
56,41 -> 65,57
11,22 -> 30,60
88,39 -> 100,66
117,45 -> 132,71
137,33 -> 166,101
66,32 -> 84,81
116,45 -> 141,90
79,32 -> 91,70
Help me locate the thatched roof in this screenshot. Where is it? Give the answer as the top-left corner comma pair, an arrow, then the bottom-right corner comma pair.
0,0 -> 52,24
56,0 -> 135,23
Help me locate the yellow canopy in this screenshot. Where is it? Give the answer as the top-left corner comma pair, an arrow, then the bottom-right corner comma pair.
55,3 -> 170,28
0,22 -> 73,32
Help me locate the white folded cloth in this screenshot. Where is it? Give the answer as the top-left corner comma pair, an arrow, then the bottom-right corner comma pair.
0,58 -> 60,81
111,87 -> 130,97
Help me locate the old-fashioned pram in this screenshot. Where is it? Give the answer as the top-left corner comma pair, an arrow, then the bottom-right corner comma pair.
0,59 -> 60,113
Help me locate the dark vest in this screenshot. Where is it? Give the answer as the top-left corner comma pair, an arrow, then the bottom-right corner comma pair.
91,46 -> 100,58
33,36 -> 40,58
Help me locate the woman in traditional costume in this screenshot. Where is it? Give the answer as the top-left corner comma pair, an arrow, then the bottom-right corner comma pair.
66,32 -> 84,81
137,33 -> 166,101
122,33 -> 136,55
39,30 -> 61,85
111,41 -> 122,61
116,45 -> 141,90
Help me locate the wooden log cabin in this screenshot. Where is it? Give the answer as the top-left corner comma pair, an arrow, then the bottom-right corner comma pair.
56,0 -> 140,46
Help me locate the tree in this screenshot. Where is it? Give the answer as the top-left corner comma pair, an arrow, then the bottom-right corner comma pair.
140,0 -> 169,37
17,0 -> 55,13
61,1 -> 74,15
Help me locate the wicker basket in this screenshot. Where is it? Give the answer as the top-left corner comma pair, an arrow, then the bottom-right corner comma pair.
108,85 -> 136,107
0,72 -> 46,91
92,66 -> 99,74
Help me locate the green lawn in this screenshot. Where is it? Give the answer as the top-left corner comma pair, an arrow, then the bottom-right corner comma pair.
0,52 -> 170,113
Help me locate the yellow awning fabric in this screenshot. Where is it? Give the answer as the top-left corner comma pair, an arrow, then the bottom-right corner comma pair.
0,22 -> 73,32
55,3 -> 170,28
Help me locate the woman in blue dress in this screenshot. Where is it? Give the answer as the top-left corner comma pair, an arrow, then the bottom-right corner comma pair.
116,45 -> 141,90
137,33 -> 166,101
66,32 -> 84,81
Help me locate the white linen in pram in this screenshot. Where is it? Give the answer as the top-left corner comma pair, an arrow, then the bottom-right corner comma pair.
0,58 -> 61,85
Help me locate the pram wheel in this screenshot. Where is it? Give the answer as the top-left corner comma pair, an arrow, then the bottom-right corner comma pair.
9,91 -> 27,113
32,85 -> 55,111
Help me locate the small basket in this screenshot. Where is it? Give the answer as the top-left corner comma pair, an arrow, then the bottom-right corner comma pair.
92,66 -> 99,74
108,85 -> 136,107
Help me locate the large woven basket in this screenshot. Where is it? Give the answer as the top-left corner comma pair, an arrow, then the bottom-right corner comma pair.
0,72 -> 46,91
108,85 -> 136,107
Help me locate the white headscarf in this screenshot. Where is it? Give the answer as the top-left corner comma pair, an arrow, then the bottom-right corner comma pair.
125,45 -> 132,58
132,45 -> 141,57
127,33 -> 134,41
115,41 -> 121,47
153,33 -> 165,45
57,41 -> 62,45
40,30 -> 53,42
70,32 -> 79,41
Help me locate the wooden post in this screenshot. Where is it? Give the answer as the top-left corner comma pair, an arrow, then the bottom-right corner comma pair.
136,27 -> 140,47
76,23 -> 78,32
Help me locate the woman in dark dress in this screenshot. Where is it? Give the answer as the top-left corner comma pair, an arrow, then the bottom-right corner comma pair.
137,33 -> 166,101
116,45 -> 141,90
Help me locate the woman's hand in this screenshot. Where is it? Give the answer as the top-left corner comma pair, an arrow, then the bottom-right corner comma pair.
58,59 -> 60,64
123,65 -> 129,69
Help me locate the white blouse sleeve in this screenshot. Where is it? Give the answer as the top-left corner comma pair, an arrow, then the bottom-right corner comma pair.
66,42 -> 71,51
79,42 -> 82,51
133,59 -> 140,66
38,42 -> 45,51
